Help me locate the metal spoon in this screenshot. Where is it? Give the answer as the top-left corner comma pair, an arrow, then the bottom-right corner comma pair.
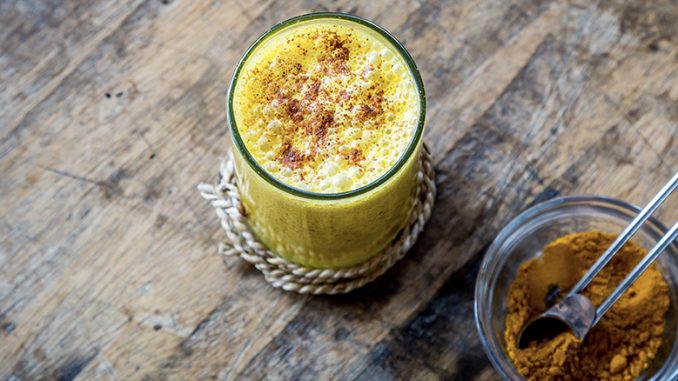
518,171 -> 678,349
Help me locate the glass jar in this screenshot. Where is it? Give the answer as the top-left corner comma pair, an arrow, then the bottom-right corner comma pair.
227,13 -> 426,268
475,196 -> 678,380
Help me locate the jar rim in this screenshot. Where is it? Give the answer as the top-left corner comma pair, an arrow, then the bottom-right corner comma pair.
226,12 -> 426,200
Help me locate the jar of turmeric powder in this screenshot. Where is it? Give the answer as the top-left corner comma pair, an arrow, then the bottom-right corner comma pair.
475,196 -> 678,380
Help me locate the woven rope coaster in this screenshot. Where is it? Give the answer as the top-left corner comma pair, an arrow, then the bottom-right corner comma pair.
197,144 -> 436,295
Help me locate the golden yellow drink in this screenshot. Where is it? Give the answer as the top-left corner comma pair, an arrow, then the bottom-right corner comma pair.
228,13 -> 425,268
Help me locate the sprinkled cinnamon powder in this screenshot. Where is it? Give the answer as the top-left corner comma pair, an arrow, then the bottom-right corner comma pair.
233,21 -> 420,192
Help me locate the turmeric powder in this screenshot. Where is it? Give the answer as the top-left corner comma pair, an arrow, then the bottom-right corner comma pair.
505,231 -> 670,380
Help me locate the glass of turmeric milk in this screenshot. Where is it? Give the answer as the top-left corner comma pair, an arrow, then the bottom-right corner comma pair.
227,13 -> 425,268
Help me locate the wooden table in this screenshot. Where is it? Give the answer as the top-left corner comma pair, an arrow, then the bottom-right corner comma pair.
2,0 -> 676,379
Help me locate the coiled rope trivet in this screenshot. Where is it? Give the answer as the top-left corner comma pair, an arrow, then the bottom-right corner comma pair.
197,144 -> 436,295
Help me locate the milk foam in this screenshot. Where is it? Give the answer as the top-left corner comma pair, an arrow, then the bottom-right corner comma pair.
233,21 -> 420,193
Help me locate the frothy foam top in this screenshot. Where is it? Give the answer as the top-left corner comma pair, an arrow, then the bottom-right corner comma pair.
233,21 -> 420,193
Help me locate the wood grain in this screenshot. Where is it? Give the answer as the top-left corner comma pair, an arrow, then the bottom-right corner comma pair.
1,0 -> 676,380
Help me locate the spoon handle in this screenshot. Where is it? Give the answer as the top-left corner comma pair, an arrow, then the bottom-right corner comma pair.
593,220 -> 678,325
567,171 -> 678,297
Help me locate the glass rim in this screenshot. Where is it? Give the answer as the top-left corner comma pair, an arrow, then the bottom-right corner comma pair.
474,195 -> 678,380
226,12 -> 426,200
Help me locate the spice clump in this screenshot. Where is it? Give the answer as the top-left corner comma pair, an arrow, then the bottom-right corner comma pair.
505,231 -> 670,381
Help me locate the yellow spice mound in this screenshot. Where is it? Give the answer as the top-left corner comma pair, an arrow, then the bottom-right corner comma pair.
505,231 -> 670,381
232,21 -> 420,193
